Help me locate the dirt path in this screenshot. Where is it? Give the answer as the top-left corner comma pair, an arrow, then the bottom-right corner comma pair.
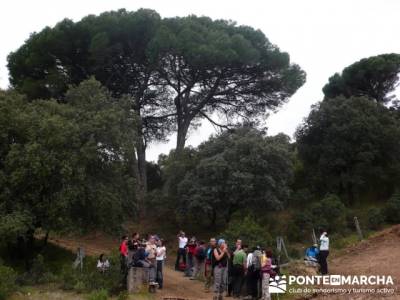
311,225 -> 400,299
49,233 -> 211,300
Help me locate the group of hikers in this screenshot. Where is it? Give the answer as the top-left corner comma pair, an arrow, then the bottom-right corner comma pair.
175,231 -> 278,300
116,229 -> 330,300
175,230 -> 330,300
119,233 -> 166,288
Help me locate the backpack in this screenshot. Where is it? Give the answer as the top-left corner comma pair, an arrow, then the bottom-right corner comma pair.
250,251 -> 262,271
196,246 -> 206,260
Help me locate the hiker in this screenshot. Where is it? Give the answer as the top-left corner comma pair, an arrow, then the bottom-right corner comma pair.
97,253 -> 110,273
127,232 -> 140,266
191,240 -> 206,280
175,230 -> 188,271
227,240 -> 240,297
146,235 -> 157,276
304,243 -> 319,267
185,236 -> 197,277
213,239 -> 230,300
119,235 -> 129,274
156,239 -> 166,289
260,249 -> 276,300
205,237 -> 217,292
246,246 -> 262,300
132,242 -> 157,284
318,231 -> 329,275
231,242 -> 247,298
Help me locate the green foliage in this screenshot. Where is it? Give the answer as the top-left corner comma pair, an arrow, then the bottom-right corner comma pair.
384,191 -> 400,224
0,80 -> 136,246
296,96 -> 400,202
61,253 -> 122,295
290,194 -> 346,241
86,289 -> 109,300
7,9 -> 305,153
177,128 -> 294,226
222,216 -> 272,249
117,291 -> 129,300
323,53 -> 400,103
366,208 -> 385,230
153,15 -> 306,150
0,264 -> 17,300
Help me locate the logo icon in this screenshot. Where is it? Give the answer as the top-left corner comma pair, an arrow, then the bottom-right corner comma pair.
269,275 -> 287,293
330,275 -> 341,285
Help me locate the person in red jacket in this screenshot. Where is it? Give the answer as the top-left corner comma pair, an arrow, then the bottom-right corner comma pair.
119,235 -> 129,274
185,236 -> 197,277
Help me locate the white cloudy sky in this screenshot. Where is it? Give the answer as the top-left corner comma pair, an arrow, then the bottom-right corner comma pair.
1,0 -> 400,161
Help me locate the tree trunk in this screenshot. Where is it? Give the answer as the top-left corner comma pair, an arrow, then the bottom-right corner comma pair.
176,119 -> 191,155
135,116 -> 147,218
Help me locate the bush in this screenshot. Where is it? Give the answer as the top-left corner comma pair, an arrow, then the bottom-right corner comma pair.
60,253 -> 123,295
222,216 -> 272,249
311,194 -> 346,233
366,208 -> 385,230
117,291 -> 129,300
0,264 -> 17,300
385,191 -> 400,224
86,289 -> 109,300
16,254 -> 57,285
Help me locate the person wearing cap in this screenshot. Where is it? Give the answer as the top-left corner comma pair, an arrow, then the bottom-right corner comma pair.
213,239 -> 230,300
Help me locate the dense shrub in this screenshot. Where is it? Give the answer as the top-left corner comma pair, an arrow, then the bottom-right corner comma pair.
222,216 -> 272,249
0,264 -> 17,300
86,289 -> 109,300
385,191 -> 400,224
366,208 -> 385,230
288,194 -> 347,241
310,194 -> 346,233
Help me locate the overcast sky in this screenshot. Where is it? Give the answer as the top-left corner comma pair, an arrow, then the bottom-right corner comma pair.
1,0 -> 400,161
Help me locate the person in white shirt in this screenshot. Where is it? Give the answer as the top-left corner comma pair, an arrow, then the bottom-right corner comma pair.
175,230 -> 188,270
156,239 -> 166,289
97,253 -> 110,273
318,231 -> 330,275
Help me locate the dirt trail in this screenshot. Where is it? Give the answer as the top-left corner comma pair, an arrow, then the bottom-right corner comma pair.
49,233 -> 211,300
312,224 -> 400,299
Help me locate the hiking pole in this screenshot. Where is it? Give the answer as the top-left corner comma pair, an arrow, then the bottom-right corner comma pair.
354,217 -> 363,240
312,228 -> 317,245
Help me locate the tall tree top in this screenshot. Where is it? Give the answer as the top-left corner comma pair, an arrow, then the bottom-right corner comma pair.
323,53 -> 400,104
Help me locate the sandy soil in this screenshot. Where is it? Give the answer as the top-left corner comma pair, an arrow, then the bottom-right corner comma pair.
311,225 -> 400,300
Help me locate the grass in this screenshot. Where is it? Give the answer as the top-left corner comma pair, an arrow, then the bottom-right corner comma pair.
8,285 -> 156,300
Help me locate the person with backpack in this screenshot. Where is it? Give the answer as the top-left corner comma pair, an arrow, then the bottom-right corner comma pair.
132,243 -> 157,284
185,236 -> 197,277
246,246 -> 262,300
231,243 -> 247,298
191,240 -> 206,280
213,239 -> 230,300
205,238 -> 217,292
127,232 -> 140,266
